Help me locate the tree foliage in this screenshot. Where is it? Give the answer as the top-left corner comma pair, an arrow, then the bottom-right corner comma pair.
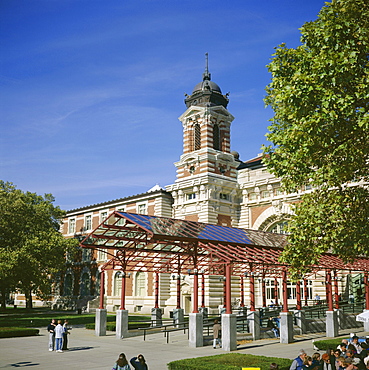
263,0 -> 369,276
0,181 -> 77,309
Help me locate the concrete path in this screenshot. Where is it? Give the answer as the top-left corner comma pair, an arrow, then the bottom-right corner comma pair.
0,326 -> 368,369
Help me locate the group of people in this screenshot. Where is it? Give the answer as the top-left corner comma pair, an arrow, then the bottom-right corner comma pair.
47,319 -> 71,353
290,337 -> 369,370
112,353 -> 148,370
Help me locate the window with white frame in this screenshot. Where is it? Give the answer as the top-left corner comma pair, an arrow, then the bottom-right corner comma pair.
187,193 -> 196,200
116,207 -> 126,226
97,249 -> 107,261
137,203 -> 147,214
268,221 -> 289,234
135,272 -> 146,297
114,271 -> 122,296
68,218 -> 76,234
100,211 -> 108,223
249,192 -> 257,200
84,214 -> 92,231
261,190 -> 270,199
275,188 -> 284,196
266,279 -> 280,300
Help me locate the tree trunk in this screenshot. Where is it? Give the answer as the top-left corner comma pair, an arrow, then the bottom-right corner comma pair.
25,287 -> 33,309
0,286 -> 6,310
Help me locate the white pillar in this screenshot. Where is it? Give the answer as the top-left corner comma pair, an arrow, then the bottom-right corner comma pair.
280,311 -> 294,343
221,313 -> 237,351
116,309 -> 129,339
248,311 -> 260,341
95,308 -> 107,336
326,310 -> 339,338
189,313 -> 203,348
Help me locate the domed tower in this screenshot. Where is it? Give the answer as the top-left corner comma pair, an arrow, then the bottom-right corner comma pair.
166,55 -> 240,226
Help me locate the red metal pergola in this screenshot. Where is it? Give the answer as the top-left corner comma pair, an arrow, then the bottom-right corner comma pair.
81,211 -> 369,314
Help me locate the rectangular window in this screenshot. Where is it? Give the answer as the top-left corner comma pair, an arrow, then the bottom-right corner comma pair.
100,211 -> 108,223
261,191 -> 269,199
68,218 -> 76,234
98,249 -> 107,261
187,193 -> 196,200
137,204 -> 146,214
249,193 -> 257,200
219,193 -> 229,200
275,188 -> 284,196
85,215 -> 92,231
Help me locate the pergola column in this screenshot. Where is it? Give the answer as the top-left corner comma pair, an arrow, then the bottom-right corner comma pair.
199,273 -> 208,318
280,268 -> 294,343
294,280 -> 306,334
95,269 -> 107,336
189,269 -> 203,348
262,277 -> 266,308
221,263 -> 237,351
326,269 -> 338,337
116,271 -> 129,339
303,278 -> 308,306
333,270 -> 345,329
363,271 -> 369,331
274,278 -> 279,306
173,273 -> 184,327
248,271 -> 260,340
151,272 -> 162,327
238,275 -> 247,316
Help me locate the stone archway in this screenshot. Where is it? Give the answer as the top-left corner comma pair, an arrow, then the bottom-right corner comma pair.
252,201 -> 293,231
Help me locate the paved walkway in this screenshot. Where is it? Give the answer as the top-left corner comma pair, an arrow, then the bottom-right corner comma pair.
0,326 -> 368,369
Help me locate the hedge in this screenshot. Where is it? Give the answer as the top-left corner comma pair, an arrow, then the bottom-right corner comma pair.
0,327 -> 39,338
167,353 -> 291,370
313,339 -> 342,351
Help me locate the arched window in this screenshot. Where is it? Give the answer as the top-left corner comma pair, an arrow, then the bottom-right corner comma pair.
135,272 -> 146,297
64,274 -> 73,296
193,124 -> 201,151
267,221 -> 289,234
80,272 -> 90,296
114,271 -> 123,296
213,124 -> 220,150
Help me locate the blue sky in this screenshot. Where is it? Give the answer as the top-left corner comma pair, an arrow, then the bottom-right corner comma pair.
1,0 -> 325,211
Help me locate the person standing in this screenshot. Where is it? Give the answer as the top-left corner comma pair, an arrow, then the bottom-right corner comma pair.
212,319 -> 221,349
112,353 -> 131,370
54,320 -> 64,353
62,319 -> 70,350
130,354 -> 148,370
47,319 -> 56,351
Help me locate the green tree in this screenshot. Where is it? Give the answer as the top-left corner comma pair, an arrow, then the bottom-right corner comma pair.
263,0 -> 369,276
0,181 -> 77,309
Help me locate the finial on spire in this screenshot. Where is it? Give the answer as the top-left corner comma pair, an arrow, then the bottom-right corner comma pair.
203,53 -> 211,81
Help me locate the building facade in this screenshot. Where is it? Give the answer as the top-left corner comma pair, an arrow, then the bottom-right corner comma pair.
16,64 -> 356,313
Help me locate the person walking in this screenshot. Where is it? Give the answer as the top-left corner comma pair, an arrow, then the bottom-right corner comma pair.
62,319 -> 71,350
112,353 -> 131,370
130,354 -> 148,370
47,319 -> 56,351
54,320 -> 64,353
212,319 -> 221,349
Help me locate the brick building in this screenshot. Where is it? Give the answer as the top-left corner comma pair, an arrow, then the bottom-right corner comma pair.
20,63 -> 354,313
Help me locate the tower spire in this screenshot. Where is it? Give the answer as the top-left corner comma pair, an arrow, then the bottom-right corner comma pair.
203,53 -> 211,81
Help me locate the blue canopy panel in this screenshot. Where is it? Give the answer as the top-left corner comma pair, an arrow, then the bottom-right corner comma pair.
116,212 -> 286,248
